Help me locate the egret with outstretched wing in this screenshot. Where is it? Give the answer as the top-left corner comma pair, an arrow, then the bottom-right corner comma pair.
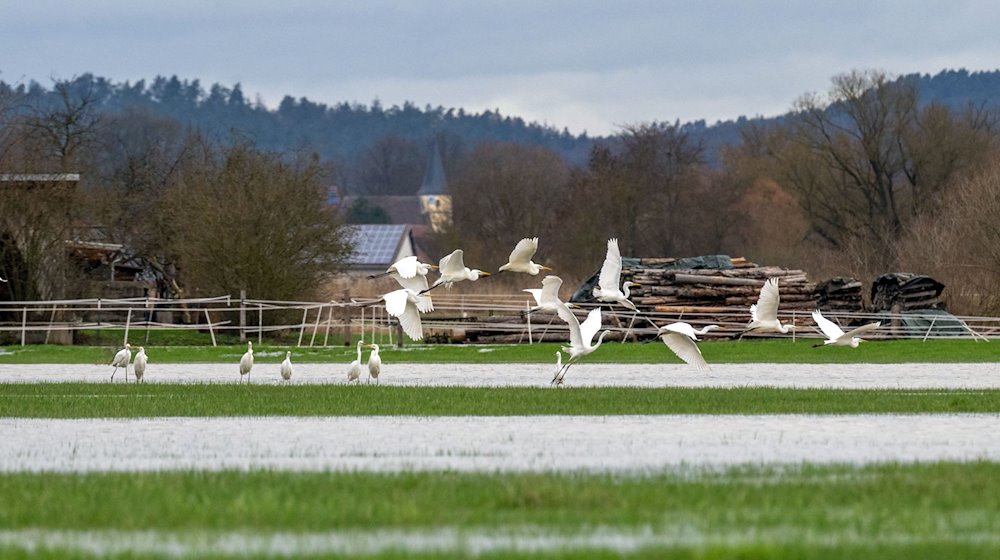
739,277 -> 794,337
656,322 -> 710,368
427,249 -> 490,291
812,310 -> 881,348
382,288 -> 434,341
498,237 -> 552,275
592,238 -> 640,311
551,302 -> 610,385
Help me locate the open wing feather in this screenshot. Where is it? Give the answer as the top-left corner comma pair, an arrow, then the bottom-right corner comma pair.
439,249 -> 465,276
538,275 -> 563,307
597,238 -> 623,293
842,321 -> 881,339
753,278 -> 780,322
391,256 -> 420,279
391,271 -> 428,293
507,238 -> 538,266
660,332 -> 707,368
811,310 -> 845,340
578,308 -> 603,346
554,301 -> 584,349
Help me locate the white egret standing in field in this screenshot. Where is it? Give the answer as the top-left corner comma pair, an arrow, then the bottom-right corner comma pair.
382,288 -> 434,341
133,346 -> 148,384
347,339 -> 363,383
280,351 -> 293,382
551,351 -> 565,386
551,302 -> 611,385
498,237 -> 553,275
110,343 -> 132,383
811,310 -> 882,348
592,238 -> 640,312
368,256 -> 436,280
425,249 -> 490,291
367,343 -> 382,384
239,341 -> 254,384
738,277 -> 795,338
656,322 -> 714,368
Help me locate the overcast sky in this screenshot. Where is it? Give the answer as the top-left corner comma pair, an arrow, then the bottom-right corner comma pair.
3,1 -> 999,136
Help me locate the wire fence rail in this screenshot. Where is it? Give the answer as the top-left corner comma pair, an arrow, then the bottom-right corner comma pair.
0,293 -> 997,347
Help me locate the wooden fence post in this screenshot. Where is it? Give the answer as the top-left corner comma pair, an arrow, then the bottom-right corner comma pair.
239,289 -> 247,343
342,289 -> 351,345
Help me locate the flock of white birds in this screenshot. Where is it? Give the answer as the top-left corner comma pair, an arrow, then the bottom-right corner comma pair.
106,237 -> 881,386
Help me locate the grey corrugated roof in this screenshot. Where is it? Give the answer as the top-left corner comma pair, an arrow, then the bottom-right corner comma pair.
345,224 -> 409,266
416,143 -> 447,196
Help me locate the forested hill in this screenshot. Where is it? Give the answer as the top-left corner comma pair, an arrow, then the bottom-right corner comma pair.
3,68 -> 998,175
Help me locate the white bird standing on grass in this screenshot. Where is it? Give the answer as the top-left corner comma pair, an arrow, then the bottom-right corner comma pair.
498,237 -> 553,275
382,288 -> 434,341
593,238 -> 640,311
280,351 -> 293,381
110,343 -> 131,383
551,302 -> 611,385
133,346 -> 147,384
347,339 -> 363,382
738,277 -> 795,338
425,249 -> 490,291
367,343 -> 382,384
239,341 -> 254,384
812,310 -> 882,348
551,351 -> 564,386
656,322 -> 717,368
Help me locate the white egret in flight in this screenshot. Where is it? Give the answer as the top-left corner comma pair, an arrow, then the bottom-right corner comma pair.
347,339 -> 363,383
498,237 -> 552,275
368,256 -> 436,280
739,277 -> 794,338
280,351 -> 293,382
524,275 -> 572,313
551,302 -> 611,385
656,322 -> 715,368
425,249 -> 490,291
812,310 -> 881,348
133,346 -> 147,384
367,343 -> 382,384
382,288 -> 434,341
239,341 -> 254,384
592,238 -> 640,311
110,343 -> 132,383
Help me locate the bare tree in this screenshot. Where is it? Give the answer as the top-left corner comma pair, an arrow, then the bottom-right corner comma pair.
162,141 -> 352,300
354,134 -> 424,196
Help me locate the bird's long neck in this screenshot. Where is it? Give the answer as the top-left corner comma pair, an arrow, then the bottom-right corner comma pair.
590,330 -> 611,350
356,345 -> 362,361
622,284 -> 631,298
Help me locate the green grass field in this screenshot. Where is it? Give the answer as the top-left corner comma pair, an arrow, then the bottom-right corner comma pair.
2,383 -> 999,417
0,463 -> 998,559
1,338 -> 997,364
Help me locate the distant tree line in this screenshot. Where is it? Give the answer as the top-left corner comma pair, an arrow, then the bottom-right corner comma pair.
1,68 -> 999,313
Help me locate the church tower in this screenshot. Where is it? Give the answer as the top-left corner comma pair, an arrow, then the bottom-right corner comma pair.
417,143 -> 451,232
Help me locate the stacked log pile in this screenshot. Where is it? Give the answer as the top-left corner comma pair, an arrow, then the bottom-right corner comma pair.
813,277 -> 864,312
623,257 -> 818,313
870,273 -> 945,312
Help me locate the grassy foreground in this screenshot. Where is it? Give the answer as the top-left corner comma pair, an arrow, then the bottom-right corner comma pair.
1,338 -> 997,364
2,383 -> 1000,417
0,463 -> 998,559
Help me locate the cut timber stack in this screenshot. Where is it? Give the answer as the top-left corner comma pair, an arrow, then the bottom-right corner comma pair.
814,277 -> 864,312
623,257 -> 818,314
870,273 -> 946,312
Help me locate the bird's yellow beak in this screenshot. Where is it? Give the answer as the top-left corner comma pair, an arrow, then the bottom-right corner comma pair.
428,264 -> 439,269
481,271 -> 492,276
541,265 -> 554,271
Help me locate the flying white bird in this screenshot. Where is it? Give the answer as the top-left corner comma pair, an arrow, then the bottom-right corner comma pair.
425,249 -> 490,291
367,343 -> 382,384
110,343 -> 132,383
498,237 -> 552,275
347,339 -> 363,382
239,341 -> 254,384
592,238 -> 640,311
812,310 -> 881,348
369,256 -> 436,280
382,288 -> 434,341
524,275 -> 572,313
551,302 -> 611,385
133,346 -> 148,384
739,277 -> 795,338
280,351 -> 293,381
656,322 -> 715,368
